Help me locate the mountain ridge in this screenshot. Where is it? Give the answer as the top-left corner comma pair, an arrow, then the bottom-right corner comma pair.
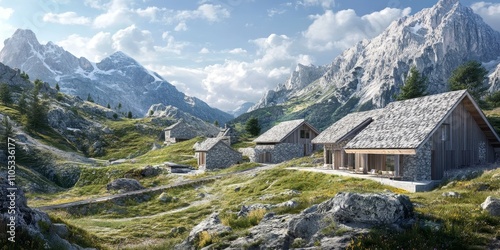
0,29 -> 233,124
248,0 -> 500,128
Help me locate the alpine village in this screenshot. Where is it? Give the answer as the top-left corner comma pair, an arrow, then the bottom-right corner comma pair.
2,0 -> 500,249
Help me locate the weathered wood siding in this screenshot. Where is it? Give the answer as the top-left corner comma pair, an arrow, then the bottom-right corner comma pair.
430,100 -> 496,179
282,124 -> 318,144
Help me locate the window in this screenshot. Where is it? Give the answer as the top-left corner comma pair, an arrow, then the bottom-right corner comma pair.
300,130 -> 310,139
441,124 -> 450,141
386,155 -> 395,171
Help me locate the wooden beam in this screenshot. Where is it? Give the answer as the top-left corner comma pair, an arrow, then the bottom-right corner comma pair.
344,148 -> 416,155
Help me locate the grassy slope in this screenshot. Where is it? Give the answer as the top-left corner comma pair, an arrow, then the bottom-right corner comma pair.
42,154 -> 500,249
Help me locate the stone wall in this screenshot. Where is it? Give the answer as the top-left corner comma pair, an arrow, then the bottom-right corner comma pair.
204,142 -> 242,170
166,123 -> 198,142
401,141 -> 432,181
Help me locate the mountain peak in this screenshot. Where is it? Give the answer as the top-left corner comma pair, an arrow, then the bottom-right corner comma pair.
6,29 -> 39,46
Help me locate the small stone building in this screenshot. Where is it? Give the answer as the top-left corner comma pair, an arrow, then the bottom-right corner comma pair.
313,90 -> 500,181
194,137 -> 242,170
242,119 -> 319,164
164,120 -> 198,144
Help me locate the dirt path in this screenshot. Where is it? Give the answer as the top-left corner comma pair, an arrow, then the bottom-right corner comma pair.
34,164 -> 277,211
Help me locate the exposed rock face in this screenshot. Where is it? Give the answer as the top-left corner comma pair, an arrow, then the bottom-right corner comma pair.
0,29 -> 232,123
106,178 -> 144,193
140,165 -> 162,177
183,192 -> 414,249
0,174 -> 90,249
250,64 -> 329,111
317,192 -> 414,225
250,0 -> 500,129
175,212 -> 231,249
227,102 -> 255,117
481,196 -> 500,216
148,104 -> 221,137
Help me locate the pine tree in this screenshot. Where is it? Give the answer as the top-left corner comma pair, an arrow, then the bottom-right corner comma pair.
87,93 -> 94,103
127,111 -> 132,119
117,103 -> 122,110
106,103 -> 111,109
395,67 -> 428,101
214,120 -> 219,127
26,85 -> 47,130
449,61 -> 488,102
55,83 -> 60,92
18,92 -> 27,114
245,117 -> 261,137
0,83 -> 13,105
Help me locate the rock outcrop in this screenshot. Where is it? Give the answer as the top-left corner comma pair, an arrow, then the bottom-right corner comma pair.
0,174 -> 92,249
106,178 -> 144,193
481,196 -> 500,216
175,212 -> 231,249
180,192 -> 414,249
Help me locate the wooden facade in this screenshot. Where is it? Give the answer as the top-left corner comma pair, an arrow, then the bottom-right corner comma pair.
279,124 -> 319,155
429,99 -> 496,179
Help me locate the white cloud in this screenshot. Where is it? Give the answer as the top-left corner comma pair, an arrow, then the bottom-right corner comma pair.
303,7 -> 411,51
268,8 -> 286,17
471,2 -> 500,31
199,47 -> 210,54
57,32 -> 113,61
43,12 -> 91,25
297,0 -> 335,9
157,31 -> 188,55
93,0 -> 134,28
0,6 -> 14,19
174,22 -> 188,31
111,25 -> 155,56
196,4 -> 230,22
228,48 -> 247,54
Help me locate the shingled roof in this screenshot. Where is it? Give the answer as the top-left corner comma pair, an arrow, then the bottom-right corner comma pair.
312,109 -> 384,144
344,90 -> 498,151
254,119 -> 318,143
194,137 -> 223,152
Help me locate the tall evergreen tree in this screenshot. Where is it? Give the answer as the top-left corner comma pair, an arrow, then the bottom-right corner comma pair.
245,117 -> 261,137
55,83 -> 60,92
395,67 -> 428,101
0,83 -> 13,105
448,61 -> 488,102
18,92 -> 27,114
87,93 -> 94,103
127,111 -> 132,119
26,85 -> 47,130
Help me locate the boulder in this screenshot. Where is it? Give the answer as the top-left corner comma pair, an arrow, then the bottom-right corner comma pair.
318,192 -> 414,225
106,178 -> 144,192
175,212 -> 232,249
481,196 -> 500,216
442,191 -> 461,198
140,165 -> 162,177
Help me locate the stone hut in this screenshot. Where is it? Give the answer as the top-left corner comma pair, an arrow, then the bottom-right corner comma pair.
164,120 -> 198,144
195,137 -> 242,170
313,90 -> 500,181
242,119 -> 319,164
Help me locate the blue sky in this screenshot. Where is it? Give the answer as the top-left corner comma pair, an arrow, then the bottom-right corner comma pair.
0,0 -> 499,111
